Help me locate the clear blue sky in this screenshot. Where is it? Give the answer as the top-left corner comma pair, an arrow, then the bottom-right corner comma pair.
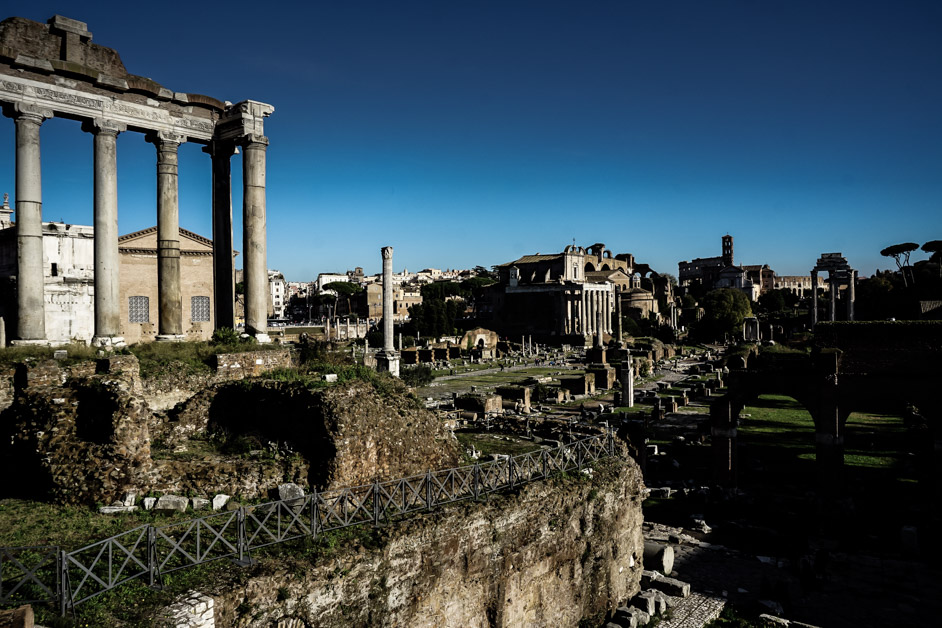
2,1 -> 940,281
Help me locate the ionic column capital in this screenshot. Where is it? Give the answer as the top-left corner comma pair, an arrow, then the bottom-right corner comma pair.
382,246 -> 394,260
6,102 -> 54,123
82,117 -> 126,136
146,131 -> 186,148
238,133 -> 269,149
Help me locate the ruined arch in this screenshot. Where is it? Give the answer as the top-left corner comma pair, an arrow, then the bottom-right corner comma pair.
585,262 -> 595,272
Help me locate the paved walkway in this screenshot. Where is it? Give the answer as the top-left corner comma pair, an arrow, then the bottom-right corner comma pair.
657,592 -> 726,628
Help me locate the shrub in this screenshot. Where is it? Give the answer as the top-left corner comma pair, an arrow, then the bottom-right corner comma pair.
400,365 -> 434,387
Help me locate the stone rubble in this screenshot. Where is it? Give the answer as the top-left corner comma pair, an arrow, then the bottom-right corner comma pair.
159,591 -> 214,628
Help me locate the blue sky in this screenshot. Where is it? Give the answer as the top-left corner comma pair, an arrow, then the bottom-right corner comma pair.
1,1 -> 940,281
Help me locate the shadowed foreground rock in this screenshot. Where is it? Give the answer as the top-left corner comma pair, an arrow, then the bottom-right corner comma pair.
205,458 -> 644,628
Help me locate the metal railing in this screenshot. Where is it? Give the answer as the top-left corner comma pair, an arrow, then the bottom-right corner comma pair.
1,431 -> 616,616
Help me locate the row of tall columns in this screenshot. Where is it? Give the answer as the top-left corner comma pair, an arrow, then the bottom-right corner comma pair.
810,270 -> 856,326
5,108 -> 268,346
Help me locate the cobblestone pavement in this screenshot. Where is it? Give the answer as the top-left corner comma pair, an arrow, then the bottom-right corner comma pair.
645,522 -> 941,628
657,592 -> 726,628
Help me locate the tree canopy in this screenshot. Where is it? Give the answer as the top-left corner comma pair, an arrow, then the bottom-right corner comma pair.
696,288 -> 753,341
323,281 -> 363,296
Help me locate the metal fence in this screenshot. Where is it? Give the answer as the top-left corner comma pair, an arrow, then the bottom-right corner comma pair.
1,431 -> 615,616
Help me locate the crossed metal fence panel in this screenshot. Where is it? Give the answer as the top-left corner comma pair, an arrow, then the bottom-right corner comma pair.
246,496 -> 314,550
314,485 -> 374,533
64,525 -> 150,606
155,509 -> 241,576
1,432 -> 614,616
0,546 -> 58,606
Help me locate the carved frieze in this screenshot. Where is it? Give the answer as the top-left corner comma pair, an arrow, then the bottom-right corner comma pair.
0,73 -> 216,141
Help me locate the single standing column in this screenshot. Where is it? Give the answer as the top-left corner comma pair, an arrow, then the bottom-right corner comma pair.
810,270 -> 818,326
377,246 -> 400,377
86,118 -> 127,347
847,270 -> 856,321
10,104 -> 52,344
150,132 -> 185,340
829,275 -> 837,321
206,140 -> 236,330
241,134 -> 270,342
616,292 -> 623,346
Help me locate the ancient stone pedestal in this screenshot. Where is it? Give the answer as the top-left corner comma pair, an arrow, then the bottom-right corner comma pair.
586,347 -> 607,364
376,350 -> 400,378
587,365 -> 616,390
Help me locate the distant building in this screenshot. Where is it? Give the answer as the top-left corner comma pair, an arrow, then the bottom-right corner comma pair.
0,216 -> 218,344
268,270 -> 286,319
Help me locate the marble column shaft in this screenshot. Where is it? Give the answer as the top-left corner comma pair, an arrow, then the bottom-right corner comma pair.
207,141 -> 236,330
241,135 -> 268,338
829,276 -> 837,321
847,270 -> 856,321
152,133 -> 184,338
13,106 -> 51,342
382,246 -> 394,351
89,119 -> 126,341
810,271 -> 818,326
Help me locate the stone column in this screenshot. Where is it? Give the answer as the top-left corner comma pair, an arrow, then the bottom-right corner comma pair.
711,397 -> 739,486
86,118 -> 127,347
10,104 -> 52,344
616,292 -> 623,346
566,294 -> 573,334
241,134 -> 269,342
150,132 -> 185,341
620,355 -> 634,408
829,275 -> 837,322
810,270 -> 818,326
847,270 -> 856,321
376,246 -> 400,377
206,140 -> 236,330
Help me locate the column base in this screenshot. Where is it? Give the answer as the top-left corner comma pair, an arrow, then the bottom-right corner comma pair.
10,338 -> 53,347
155,334 -> 186,342
242,332 -> 271,344
92,336 -> 126,349
376,350 -> 400,378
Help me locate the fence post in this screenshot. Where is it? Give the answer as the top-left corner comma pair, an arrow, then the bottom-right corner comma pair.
311,490 -> 319,540
147,526 -> 155,587
577,442 -> 584,469
508,458 -> 514,489
373,482 -> 381,526
542,449 -> 548,478
473,463 -> 480,500
237,507 -> 246,563
58,549 -> 68,617
426,470 -> 433,510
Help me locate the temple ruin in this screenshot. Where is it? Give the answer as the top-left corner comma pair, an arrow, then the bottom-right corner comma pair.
0,15 -> 273,345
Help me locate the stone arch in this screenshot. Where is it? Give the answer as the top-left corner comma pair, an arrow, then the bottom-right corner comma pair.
601,263 -> 611,271
585,262 -> 595,272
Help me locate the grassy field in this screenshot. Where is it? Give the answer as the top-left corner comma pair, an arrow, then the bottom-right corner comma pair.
417,366 -> 574,397
455,432 -> 543,463
733,394 -> 919,550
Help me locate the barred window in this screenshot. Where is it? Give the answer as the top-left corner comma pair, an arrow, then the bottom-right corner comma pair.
129,296 -> 149,323
191,296 -> 210,322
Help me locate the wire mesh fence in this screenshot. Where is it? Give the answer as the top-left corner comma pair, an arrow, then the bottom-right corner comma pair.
1,431 -> 615,616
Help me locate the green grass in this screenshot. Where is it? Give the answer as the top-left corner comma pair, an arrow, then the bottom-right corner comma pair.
455,432 -> 542,461
0,343 -> 100,367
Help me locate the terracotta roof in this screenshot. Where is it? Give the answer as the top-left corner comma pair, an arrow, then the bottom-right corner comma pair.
495,254 -> 562,267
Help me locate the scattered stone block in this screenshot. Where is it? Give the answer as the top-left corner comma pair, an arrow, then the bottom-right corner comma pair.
122,491 -> 137,507
159,591 -> 214,628
642,570 -> 690,598
648,487 -> 672,499
0,604 -> 33,628
99,505 -> 138,514
278,483 -> 305,502
643,541 -> 675,575
653,590 -> 669,614
611,607 -> 637,628
759,614 -> 790,626
322,373 -> 338,382
143,497 -> 156,510
191,497 -> 210,510
155,495 -> 189,513
53,349 -> 68,360
633,590 -> 657,615
212,494 -> 230,511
